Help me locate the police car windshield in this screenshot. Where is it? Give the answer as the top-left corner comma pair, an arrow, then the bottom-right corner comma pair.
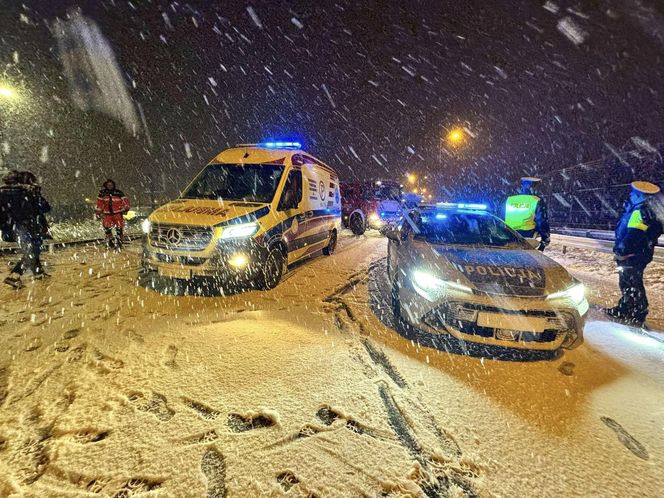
413,211 -> 528,248
183,163 -> 284,203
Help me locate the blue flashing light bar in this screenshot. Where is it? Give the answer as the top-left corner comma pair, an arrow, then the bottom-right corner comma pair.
436,202 -> 487,211
262,141 -> 302,149
435,213 -> 448,219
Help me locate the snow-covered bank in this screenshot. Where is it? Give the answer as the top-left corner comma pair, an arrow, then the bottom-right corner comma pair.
0,233 -> 663,497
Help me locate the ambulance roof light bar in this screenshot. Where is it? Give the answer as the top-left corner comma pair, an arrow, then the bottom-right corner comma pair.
236,142 -> 302,149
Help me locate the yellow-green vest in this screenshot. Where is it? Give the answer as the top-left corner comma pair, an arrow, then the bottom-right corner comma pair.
505,194 -> 540,231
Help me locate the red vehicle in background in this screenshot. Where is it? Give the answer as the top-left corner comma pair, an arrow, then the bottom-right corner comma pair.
340,180 -> 403,235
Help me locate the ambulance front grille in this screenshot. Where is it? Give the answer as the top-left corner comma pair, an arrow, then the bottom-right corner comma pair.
149,224 -> 213,252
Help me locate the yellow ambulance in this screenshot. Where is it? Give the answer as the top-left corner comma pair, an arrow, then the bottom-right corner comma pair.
141,142 -> 341,289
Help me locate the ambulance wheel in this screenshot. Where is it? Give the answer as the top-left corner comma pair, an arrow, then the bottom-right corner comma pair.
258,249 -> 284,290
323,230 -> 337,256
350,214 -> 365,236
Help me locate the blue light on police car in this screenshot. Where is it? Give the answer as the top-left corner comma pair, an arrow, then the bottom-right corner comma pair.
263,141 -> 302,149
436,201 -> 487,210
435,213 -> 447,219
458,203 -> 487,210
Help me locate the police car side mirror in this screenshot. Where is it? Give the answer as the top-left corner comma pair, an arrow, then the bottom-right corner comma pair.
384,229 -> 401,243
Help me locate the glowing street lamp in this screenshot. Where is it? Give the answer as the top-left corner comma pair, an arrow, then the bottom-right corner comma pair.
447,127 -> 465,146
0,85 -> 19,101
407,173 -> 417,184
0,84 -> 22,168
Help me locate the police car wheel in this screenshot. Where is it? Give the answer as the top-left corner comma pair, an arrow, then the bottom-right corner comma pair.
323,230 -> 337,256
259,249 -> 284,290
350,214 -> 365,236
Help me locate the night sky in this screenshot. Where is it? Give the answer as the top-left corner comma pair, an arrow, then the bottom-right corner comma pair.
1,0 -> 664,207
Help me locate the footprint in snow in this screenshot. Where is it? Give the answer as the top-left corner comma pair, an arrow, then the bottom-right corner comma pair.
201,447 -> 226,498
184,398 -> 220,420
277,471 -> 299,492
558,361 -> 575,376
601,416 -> 649,460
163,344 -> 178,368
91,349 -> 124,373
63,328 -> 81,340
227,412 -> 276,433
129,392 -> 175,422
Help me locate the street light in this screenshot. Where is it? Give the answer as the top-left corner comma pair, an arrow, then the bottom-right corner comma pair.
447,127 -> 465,146
0,84 -> 21,170
0,86 -> 17,100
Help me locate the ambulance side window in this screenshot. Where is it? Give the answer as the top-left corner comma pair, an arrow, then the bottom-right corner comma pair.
278,170 -> 302,210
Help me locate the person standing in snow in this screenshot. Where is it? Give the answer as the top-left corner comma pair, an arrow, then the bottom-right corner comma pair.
604,181 -> 663,326
502,177 -> 550,251
0,170 -> 51,289
95,179 -> 130,249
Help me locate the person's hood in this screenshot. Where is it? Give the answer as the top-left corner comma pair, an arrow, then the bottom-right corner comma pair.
411,242 -> 573,297
149,198 -> 271,227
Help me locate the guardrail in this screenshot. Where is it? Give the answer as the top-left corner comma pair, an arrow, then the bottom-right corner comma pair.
551,232 -> 664,264
553,227 -> 664,246
0,232 -> 143,254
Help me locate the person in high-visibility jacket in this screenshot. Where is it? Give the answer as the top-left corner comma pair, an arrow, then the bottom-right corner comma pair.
95,179 -> 130,249
503,177 -> 550,251
605,181 -> 662,326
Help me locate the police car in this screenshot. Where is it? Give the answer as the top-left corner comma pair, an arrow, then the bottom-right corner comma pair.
141,142 -> 341,290
386,203 -> 588,351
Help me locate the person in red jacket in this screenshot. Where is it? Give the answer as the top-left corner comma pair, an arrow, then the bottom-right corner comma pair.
95,179 -> 130,249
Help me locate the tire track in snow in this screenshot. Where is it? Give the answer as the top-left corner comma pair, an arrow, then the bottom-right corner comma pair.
362,339 -> 407,388
378,384 -> 479,498
0,366 -> 8,407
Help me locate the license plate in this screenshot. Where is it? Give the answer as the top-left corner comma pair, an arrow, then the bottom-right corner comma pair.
158,266 -> 192,279
477,312 -> 546,332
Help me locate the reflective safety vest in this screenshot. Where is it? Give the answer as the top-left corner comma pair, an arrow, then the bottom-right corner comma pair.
628,209 -> 649,232
504,194 -> 540,231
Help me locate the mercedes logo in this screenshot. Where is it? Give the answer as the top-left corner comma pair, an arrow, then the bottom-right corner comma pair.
165,227 -> 182,245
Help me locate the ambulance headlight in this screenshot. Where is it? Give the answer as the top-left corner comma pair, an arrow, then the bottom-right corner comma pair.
412,270 -> 472,300
220,222 -> 259,240
228,253 -> 249,268
141,219 -> 152,234
546,283 -> 585,305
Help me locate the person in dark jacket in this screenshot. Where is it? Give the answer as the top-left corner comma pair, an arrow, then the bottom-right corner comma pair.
605,181 -> 663,326
502,177 -> 550,251
95,179 -> 130,249
0,170 -> 51,289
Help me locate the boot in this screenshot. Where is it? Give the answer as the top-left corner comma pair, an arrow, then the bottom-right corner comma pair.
4,274 -> 23,289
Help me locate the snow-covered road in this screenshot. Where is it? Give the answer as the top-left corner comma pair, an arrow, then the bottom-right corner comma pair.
1,233 -> 663,497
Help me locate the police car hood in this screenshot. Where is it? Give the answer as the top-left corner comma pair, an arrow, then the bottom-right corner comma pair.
150,199 -> 269,227
415,242 -> 572,297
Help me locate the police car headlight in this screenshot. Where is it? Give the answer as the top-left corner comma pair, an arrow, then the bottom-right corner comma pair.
141,219 -> 152,234
412,270 -> 472,300
220,222 -> 259,240
368,212 -> 380,222
546,283 -> 585,305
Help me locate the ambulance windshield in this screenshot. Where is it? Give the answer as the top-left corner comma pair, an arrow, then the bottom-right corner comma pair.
373,185 -> 402,201
183,163 -> 285,203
